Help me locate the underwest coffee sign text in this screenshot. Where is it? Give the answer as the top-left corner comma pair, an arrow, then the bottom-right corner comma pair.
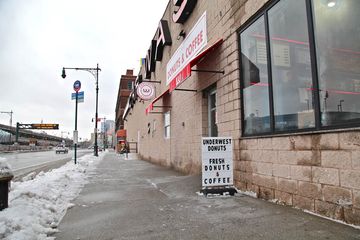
167,11 -> 207,91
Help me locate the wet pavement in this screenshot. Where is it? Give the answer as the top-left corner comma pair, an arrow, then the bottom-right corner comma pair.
55,152 -> 360,240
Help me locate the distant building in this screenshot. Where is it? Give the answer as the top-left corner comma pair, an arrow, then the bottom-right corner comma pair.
115,70 -> 136,131
90,119 -> 116,149
101,120 -> 115,134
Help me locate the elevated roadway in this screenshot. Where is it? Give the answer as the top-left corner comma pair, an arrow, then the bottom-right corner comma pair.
0,123 -> 72,146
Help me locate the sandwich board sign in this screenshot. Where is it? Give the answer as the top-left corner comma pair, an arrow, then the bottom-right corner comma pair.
201,137 -> 233,187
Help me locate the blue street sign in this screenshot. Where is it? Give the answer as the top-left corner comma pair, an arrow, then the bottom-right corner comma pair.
73,80 -> 81,92
71,91 -> 84,103
72,91 -> 84,99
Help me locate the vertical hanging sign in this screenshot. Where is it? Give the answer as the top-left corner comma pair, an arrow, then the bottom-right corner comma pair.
201,137 -> 233,187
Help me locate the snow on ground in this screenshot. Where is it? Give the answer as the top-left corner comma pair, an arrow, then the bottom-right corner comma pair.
0,152 -> 105,240
0,157 -> 13,178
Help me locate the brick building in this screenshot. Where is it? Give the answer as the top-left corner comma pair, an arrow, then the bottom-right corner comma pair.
115,69 -> 136,131
118,0 -> 360,225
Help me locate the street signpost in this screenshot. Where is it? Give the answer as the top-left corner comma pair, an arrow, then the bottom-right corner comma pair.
71,91 -> 84,103
73,80 -> 81,164
73,80 -> 81,92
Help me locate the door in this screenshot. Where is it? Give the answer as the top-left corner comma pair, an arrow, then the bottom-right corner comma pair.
208,88 -> 218,137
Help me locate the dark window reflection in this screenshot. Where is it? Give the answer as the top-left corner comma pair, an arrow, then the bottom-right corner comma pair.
239,0 -> 360,137
313,0 -> 360,126
240,16 -> 271,135
268,0 -> 315,131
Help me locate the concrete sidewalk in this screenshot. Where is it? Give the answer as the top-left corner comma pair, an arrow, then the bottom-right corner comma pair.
55,152 -> 360,240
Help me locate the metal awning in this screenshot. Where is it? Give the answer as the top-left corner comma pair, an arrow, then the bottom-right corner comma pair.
169,39 -> 224,92
145,39 -> 224,114
145,89 -> 170,114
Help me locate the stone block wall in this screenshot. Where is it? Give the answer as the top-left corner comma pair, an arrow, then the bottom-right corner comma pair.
235,132 -> 360,225
122,0 -> 360,226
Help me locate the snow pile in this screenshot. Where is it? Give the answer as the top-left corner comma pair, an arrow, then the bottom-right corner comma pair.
0,153 -> 105,240
0,157 -> 13,179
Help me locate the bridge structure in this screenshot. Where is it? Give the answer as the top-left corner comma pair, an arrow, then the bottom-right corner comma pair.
0,123 -> 72,147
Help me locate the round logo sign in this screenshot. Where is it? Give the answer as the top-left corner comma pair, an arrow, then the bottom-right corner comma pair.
137,82 -> 155,100
73,80 -> 81,92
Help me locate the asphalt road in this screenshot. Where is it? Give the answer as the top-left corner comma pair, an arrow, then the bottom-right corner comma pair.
0,149 -> 92,180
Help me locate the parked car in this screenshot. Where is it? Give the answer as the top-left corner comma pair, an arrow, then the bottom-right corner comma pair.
55,145 -> 68,154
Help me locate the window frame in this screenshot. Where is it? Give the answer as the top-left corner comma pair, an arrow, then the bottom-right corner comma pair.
208,88 -> 218,137
238,0 -> 360,137
164,111 -> 171,139
127,81 -> 133,90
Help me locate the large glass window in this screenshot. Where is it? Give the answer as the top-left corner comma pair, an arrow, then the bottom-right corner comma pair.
312,0 -> 360,126
240,17 -> 271,135
268,0 -> 315,131
239,0 -> 360,137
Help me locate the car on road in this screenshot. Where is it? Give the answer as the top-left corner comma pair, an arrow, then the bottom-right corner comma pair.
55,145 -> 68,154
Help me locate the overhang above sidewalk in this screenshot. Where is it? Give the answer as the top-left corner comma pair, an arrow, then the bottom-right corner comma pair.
145,39 -> 223,115
169,39 -> 224,92
145,89 -> 170,114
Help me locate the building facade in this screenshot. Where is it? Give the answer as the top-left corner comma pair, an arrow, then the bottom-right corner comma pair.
115,69 -> 136,132
119,0 -> 360,225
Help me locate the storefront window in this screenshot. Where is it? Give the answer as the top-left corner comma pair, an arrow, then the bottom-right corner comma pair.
239,0 -> 360,136
240,16 -> 271,135
268,0 -> 315,131
312,0 -> 360,126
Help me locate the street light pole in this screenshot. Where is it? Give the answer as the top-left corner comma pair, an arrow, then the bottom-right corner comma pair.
61,64 -> 101,156
95,64 -> 99,156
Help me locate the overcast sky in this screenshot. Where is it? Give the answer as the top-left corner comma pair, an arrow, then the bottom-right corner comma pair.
0,0 -> 169,140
